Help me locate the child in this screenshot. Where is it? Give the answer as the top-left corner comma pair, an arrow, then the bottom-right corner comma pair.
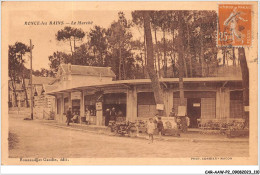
157,117 -> 164,139
147,118 -> 155,144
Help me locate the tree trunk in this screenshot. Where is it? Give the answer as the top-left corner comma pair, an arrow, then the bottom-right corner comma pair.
123,53 -> 126,79
69,38 -> 73,55
119,38 -> 122,80
100,50 -> 104,66
154,28 -> 160,78
10,76 -> 18,107
20,62 -> 29,107
163,30 -> 167,78
238,47 -> 249,129
154,53 -> 158,74
143,29 -> 147,66
178,12 -> 185,106
183,55 -> 188,78
73,36 -> 76,52
187,24 -> 193,77
171,30 -> 176,77
141,54 -> 145,77
22,75 -> 29,107
222,48 -> 226,66
232,47 -> 236,66
200,26 -> 206,77
143,11 -> 164,116
170,54 -> 174,77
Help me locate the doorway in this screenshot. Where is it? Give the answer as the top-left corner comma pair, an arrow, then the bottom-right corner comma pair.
187,98 -> 201,128
72,99 -> 80,115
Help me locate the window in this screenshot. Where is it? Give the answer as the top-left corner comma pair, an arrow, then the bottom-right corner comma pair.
201,98 -> 216,119
64,97 -> 69,113
57,98 -> 61,114
103,93 -> 126,104
230,91 -> 243,118
72,99 -> 80,115
137,92 -> 156,118
84,95 -> 96,105
103,93 -> 127,117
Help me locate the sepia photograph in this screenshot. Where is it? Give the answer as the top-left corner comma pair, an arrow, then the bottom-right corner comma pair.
1,1 -> 258,167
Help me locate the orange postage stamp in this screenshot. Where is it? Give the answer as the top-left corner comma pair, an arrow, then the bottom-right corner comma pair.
218,4 -> 252,47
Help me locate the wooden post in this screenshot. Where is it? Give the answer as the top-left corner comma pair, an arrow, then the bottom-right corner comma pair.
80,90 -> 85,123
96,102 -> 103,126
61,94 -> 64,123
224,88 -> 230,119
127,87 -> 137,122
30,39 -> 33,120
164,89 -> 173,117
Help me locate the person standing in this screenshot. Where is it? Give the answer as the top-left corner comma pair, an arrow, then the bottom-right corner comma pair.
66,107 -> 72,126
110,107 -> 116,121
180,116 -> 188,132
157,117 -> 164,138
104,108 -> 111,126
147,118 -> 156,144
169,107 -> 175,117
85,109 -> 90,124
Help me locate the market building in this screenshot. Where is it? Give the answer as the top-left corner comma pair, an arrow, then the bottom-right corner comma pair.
47,64 -> 244,128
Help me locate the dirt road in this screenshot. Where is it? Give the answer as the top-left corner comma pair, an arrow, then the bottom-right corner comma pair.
8,117 -> 249,158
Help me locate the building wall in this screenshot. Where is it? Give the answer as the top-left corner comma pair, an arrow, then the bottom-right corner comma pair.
126,87 -> 137,122
71,75 -> 113,85
216,87 -> 230,119
230,90 -> 244,118
53,84 -> 243,125
164,89 -> 173,117
201,98 -> 216,119
33,95 -> 55,119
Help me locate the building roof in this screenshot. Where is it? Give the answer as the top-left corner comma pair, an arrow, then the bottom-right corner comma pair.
160,65 -> 242,78
47,76 -> 243,95
44,85 -> 58,93
25,76 -> 56,86
61,64 -> 116,77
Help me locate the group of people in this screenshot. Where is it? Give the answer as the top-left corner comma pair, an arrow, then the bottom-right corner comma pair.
146,107 -> 190,144
104,107 -> 124,126
147,114 -> 164,144
169,107 -> 190,132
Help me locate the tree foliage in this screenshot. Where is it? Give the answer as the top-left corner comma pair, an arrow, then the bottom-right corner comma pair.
49,10 -> 236,82
8,42 -> 30,107
56,26 -> 85,54
106,12 -> 134,80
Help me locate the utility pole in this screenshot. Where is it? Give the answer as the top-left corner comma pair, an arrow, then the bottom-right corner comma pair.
30,39 -> 33,120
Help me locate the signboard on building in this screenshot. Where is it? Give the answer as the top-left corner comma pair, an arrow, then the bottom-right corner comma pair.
177,106 -> 186,116
156,104 -> 164,110
71,92 -> 81,100
96,102 -> 102,110
193,103 -> 200,107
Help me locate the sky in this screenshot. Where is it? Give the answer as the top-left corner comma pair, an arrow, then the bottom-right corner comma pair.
7,10 -> 137,70
6,3 -> 256,71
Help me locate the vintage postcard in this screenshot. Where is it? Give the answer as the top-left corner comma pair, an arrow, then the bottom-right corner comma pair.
1,1 -> 258,166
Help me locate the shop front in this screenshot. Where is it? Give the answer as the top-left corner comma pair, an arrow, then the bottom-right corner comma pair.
48,77 -> 243,128
103,93 -> 127,124
173,91 -> 216,128
84,94 -> 97,125
137,92 -> 156,118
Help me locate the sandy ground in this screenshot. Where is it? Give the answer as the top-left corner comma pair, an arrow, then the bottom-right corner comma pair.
8,117 -> 249,158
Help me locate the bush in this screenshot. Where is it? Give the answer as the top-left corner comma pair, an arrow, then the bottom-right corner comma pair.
201,120 -> 245,131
